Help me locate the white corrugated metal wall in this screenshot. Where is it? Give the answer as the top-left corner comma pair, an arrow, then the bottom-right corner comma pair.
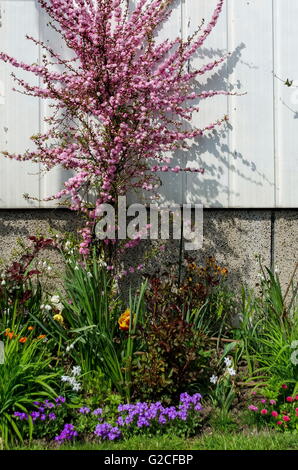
0,0 -> 297,209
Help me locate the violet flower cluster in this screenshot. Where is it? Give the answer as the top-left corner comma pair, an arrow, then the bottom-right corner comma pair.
14,393 -> 202,443
55,424 -> 78,442
14,396 -> 66,423
94,423 -> 122,441
94,392 -> 202,441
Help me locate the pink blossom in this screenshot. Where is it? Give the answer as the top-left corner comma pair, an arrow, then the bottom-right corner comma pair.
248,405 -> 258,412
0,0 -> 232,253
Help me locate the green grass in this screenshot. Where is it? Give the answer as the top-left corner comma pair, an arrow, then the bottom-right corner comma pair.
12,431 -> 298,451
193,431 -> 298,450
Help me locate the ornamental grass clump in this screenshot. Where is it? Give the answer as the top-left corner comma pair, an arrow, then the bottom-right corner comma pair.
0,0 -> 234,254
0,324 -> 60,448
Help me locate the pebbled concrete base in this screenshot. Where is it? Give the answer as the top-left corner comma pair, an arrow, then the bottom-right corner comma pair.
274,211 -> 298,291
0,208 -> 297,291
0,209 -> 82,291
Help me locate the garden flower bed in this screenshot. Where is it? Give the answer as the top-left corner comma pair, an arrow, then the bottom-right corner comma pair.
0,235 -> 297,450
0,0 -> 297,453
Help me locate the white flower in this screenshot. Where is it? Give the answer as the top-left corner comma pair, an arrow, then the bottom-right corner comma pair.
210,375 -> 218,384
42,304 -> 52,311
291,350 -> 298,366
87,272 -> 93,278
72,382 -> 81,392
74,265 -> 79,271
224,357 -> 232,367
68,377 -> 77,386
72,366 -> 81,377
61,375 -> 70,383
291,340 -> 298,349
51,295 -> 60,305
64,241 -> 72,251
47,266 -> 52,272
227,367 -> 236,376
66,344 -> 74,353
1,280 -> 6,286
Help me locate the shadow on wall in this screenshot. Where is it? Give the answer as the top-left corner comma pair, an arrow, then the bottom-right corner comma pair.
37,1 -> 274,209
157,42 -> 275,207
120,209 -> 273,294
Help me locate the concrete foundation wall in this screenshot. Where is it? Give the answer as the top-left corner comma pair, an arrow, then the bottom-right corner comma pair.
0,209 -> 297,291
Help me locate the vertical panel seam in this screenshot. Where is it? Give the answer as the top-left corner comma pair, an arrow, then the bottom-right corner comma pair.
270,210 -> 276,270
272,0 -> 277,208
226,0 -> 230,208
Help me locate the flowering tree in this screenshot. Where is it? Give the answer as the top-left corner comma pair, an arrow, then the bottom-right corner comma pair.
0,0 -> 230,255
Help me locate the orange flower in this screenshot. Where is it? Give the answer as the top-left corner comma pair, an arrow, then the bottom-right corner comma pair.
19,337 -> 28,344
37,334 -> 46,340
28,326 -> 34,331
4,329 -> 15,340
118,309 -> 131,331
220,267 -> 228,276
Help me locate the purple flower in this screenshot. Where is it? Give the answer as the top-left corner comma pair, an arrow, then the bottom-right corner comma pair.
55,424 -> 77,443
107,428 -> 121,441
158,415 -> 167,425
137,417 -> 150,428
13,412 -> 28,421
165,407 -> 178,420
45,401 -> 55,409
79,407 -> 90,414
30,411 -> 40,421
94,423 -> 121,441
55,396 -> 66,405
48,413 -> 56,420
92,392 -> 203,443
93,408 -> 103,416
116,416 -> 125,426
